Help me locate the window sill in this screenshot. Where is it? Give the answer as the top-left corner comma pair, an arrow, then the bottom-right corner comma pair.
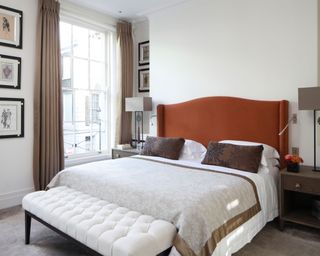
65,153 -> 111,168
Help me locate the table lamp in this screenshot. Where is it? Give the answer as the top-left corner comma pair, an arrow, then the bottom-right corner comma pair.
125,97 -> 152,148
298,87 -> 320,172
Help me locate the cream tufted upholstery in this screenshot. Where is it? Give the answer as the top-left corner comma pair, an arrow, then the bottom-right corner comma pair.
22,186 -> 177,256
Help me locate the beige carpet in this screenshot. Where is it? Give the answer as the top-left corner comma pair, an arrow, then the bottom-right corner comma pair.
0,206 -> 319,256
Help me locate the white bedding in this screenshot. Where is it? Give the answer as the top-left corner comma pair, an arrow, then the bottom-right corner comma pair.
154,157 -> 279,256
134,156 -> 278,255
49,155 -> 279,256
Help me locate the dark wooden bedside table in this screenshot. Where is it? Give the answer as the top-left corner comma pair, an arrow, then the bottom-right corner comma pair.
112,148 -> 140,159
279,166 -> 320,230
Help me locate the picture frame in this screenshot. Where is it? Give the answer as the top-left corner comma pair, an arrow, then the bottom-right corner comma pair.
0,54 -> 21,89
138,68 -> 150,92
138,41 -> 149,66
0,5 -> 23,49
0,97 -> 24,139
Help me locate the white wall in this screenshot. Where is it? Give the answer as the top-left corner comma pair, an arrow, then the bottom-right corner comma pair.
132,20 -> 151,137
133,20 -> 150,97
149,0 -> 318,166
0,0 -> 118,210
0,0 -> 37,209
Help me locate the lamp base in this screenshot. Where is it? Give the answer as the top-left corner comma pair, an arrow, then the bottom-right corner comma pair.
131,139 -> 145,149
313,168 -> 320,172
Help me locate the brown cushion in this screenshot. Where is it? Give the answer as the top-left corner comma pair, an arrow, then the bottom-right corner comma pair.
141,136 -> 185,160
201,142 -> 263,173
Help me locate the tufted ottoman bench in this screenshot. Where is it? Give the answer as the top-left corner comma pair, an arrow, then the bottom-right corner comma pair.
22,186 -> 177,256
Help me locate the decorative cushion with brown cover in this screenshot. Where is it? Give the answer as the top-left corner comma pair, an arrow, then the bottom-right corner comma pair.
142,136 -> 185,160
201,142 -> 263,173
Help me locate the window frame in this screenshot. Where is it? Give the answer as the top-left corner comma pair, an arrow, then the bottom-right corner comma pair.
60,15 -> 114,162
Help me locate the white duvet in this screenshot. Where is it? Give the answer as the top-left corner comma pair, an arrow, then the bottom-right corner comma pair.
49,155 -> 278,256
156,157 -> 279,256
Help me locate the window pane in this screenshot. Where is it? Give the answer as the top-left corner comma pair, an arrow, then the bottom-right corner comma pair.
63,93 -> 73,122
74,90 -> 89,121
74,93 -> 91,154
90,31 -> 105,61
73,58 -> 88,89
60,22 -> 72,55
73,25 -> 88,58
90,92 -> 106,152
92,130 -> 106,152
60,20 -> 109,157
91,93 -> 100,123
90,61 -> 105,90
74,132 -> 91,154
62,56 -> 71,88
64,131 -> 75,156
62,57 -> 71,80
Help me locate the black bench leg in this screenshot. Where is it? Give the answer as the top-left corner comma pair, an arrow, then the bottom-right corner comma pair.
25,211 -> 31,244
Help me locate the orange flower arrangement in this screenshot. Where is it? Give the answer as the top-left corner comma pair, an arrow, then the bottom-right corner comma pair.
285,154 -> 304,164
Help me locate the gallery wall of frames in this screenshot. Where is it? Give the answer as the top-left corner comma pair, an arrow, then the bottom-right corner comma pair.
138,40 -> 149,93
0,5 -> 24,139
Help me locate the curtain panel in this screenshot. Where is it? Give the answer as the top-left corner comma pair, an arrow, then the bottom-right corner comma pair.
116,22 -> 133,145
33,0 -> 64,190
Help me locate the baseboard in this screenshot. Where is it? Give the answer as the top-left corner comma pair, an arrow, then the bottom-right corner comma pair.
0,188 -> 34,210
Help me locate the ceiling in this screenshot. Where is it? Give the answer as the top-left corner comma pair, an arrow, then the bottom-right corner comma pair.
66,0 -> 190,21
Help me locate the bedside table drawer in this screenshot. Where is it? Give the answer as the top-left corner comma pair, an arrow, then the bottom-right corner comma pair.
283,175 -> 320,195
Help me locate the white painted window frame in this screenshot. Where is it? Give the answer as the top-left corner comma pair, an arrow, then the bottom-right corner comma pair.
60,12 -> 116,167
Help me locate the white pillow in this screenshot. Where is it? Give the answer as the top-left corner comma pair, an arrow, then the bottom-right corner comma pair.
258,165 -> 280,178
219,140 -> 280,167
258,159 -> 280,177
179,139 -> 207,162
265,158 -> 280,168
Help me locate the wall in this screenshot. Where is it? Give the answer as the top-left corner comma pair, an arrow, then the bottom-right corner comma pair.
132,20 -> 151,137
133,20 -> 149,97
0,0 -> 118,210
148,0 -> 318,166
0,0 -> 37,209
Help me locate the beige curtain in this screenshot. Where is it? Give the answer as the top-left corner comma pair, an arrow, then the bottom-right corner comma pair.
115,22 -> 133,145
33,0 -> 64,190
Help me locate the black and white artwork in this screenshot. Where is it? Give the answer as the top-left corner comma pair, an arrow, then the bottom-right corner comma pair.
138,68 -> 150,92
1,106 -> 16,130
0,98 -> 24,138
0,55 -> 21,89
2,63 -> 13,80
0,5 -> 23,49
138,41 -> 149,66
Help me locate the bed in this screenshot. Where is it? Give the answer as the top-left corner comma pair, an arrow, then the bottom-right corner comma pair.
24,96 -> 289,256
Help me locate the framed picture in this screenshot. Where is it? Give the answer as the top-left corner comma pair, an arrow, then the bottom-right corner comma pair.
0,5 -> 23,49
0,98 -> 24,138
0,55 -> 21,89
138,41 -> 149,66
138,68 -> 149,92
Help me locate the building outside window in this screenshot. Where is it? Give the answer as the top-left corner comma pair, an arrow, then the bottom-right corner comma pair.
60,20 -> 112,158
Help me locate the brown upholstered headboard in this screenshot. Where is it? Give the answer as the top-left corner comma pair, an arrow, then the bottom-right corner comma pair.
157,96 -> 288,167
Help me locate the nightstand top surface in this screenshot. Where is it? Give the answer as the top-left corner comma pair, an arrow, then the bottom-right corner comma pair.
112,148 -> 141,154
281,165 -> 320,179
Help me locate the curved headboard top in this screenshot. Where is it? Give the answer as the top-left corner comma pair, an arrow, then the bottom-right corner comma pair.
157,96 -> 288,167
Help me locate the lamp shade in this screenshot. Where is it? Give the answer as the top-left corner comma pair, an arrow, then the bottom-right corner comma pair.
125,97 -> 152,112
298,87 -> 320,110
